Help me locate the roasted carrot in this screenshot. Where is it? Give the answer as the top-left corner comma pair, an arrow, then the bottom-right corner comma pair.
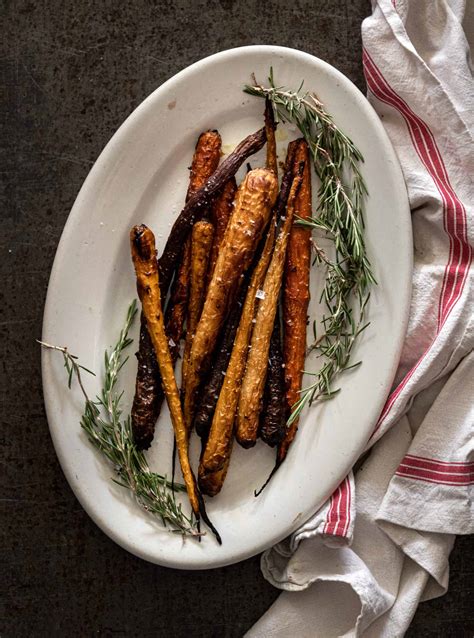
183,168 -> 278,430
158,127 -> 267,296
198,143 -> 297,480
131,313 -> 163,450
130,226 -> 199,514
257,97 -> 286,448
130,224 -> 220,542
199,443 -> 232,497
194,282 -> 247,441
279,140 -> 312,463
132,242 -> 190,450
132,131 -> 221,449
264,98 -> 278,176
187,220 -> 215,332
207,177 -> 237,284
187,130 -> 222,196
195,111 -> 278,450
167,129 -> 221,361
181,220 -> 215,416
198,221 -> 276,484
259,319 -> 286,447
235,139 -> 300,452
236,168 -> 303,448
132,247 -> 191,451
165,240 -> 192,362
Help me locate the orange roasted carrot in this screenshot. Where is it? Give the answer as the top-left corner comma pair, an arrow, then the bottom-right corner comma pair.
207,177 -> 237,283
184,168 -> 278,431
236,169 -> 303,448
131,131 -> 221,449
198,220 -> 276,490
167,129 -> 222,355
278,139 -> 312,463
131,224 -> 220,543
258,98 -> 287,448
181,219 -> 215,419
186,130 -> 222,196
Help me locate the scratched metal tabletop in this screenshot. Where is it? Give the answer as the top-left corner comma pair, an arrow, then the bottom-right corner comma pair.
2,1 -> 472,636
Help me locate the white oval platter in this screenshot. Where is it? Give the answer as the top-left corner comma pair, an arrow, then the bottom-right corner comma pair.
42,45 -> 412,569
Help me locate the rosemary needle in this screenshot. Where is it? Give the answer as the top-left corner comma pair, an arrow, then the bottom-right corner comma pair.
244,70 -> 375,425
39,299 -> 200,538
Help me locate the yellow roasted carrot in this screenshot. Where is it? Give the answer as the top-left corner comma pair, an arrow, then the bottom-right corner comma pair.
198,103 -> 279,492
198,445 -> 232,497
181,220 -> 215,416
198,221 -> 276,490
131,131 -> 220,449
236,169 -> 303,447
130,225 -> 220,543
183,168 -> 278,430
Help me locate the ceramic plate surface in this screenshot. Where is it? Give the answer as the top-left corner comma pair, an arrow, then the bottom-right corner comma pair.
42,45 -> 411,569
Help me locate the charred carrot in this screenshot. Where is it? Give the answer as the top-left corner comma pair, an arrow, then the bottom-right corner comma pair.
194,284 -> 246,441
183,168 -> 278,430
198,442 -> 232,497
259,319 -> 286,447
187,131 -> 222,196
198,222 -> 276,486
130,224 -> 220,542
257,97 -> 286,447
158,128 -> 267,296
131,131 -> 220,449
130,314 -> 163,450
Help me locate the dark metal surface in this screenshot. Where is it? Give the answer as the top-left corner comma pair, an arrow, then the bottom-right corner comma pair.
1,1 -> 472,636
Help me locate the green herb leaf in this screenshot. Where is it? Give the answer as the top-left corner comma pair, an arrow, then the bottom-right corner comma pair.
38,301 -> 200,538
244,73 -> 375,422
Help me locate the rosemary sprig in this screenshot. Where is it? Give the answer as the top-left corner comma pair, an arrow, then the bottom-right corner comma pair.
244,70 -> 375,424
39,299 -> 200,538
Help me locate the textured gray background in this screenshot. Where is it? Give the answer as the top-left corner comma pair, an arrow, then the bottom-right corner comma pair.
1,0 -> 473,636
